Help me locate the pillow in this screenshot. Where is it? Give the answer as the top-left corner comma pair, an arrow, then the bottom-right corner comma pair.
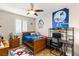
35,32 -> 41,36
30,33 -> 35,36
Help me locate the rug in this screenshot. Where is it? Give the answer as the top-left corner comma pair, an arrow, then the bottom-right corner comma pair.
9,45 -> 33,56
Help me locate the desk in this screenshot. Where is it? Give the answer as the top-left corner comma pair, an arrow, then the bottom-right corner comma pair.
47,37 -> 74,56
60,40 -> 74,56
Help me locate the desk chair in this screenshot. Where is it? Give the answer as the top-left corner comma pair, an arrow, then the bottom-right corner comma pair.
50,33 -> 63,56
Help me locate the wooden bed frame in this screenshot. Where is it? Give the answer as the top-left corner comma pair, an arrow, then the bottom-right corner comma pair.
22,31 -> 46,54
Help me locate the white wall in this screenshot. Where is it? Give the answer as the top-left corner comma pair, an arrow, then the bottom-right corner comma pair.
36,4 -> 79,55
0,10 -> 36,39
36,12 -> 52,36
69,5 -> 79,56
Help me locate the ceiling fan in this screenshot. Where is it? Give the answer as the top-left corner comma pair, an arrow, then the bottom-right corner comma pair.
27,3 -> 44,16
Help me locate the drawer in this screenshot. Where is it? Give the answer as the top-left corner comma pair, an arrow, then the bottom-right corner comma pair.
10,38 -> 20,48
0,48 -> 8,56
11,42 -> 19,46
0,51 -> 8,56
11,39 -> 19,43
10,43 -> 19,48
12,40 -> 19,44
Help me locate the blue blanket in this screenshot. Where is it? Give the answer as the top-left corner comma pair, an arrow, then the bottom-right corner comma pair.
23,35 -> 42,43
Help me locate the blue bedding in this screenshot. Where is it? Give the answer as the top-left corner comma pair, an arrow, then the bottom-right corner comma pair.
23,35 -> 42,43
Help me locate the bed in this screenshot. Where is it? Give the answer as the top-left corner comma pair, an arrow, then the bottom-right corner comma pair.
22,31 -> 47,54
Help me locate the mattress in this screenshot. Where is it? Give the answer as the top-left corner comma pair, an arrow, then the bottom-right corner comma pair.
23,35 -> 42,43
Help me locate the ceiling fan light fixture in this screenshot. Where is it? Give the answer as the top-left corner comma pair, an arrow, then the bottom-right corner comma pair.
28,10 -> 35,15
27,10 -> 38,16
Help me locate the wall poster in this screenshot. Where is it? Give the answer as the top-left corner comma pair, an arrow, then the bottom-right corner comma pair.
53,8 -> 69,28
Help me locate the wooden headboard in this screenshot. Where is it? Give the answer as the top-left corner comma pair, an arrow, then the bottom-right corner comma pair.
22,31 -> 35,36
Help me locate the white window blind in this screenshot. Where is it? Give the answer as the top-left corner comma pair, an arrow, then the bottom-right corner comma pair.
15,19 -> 22,34
15,19 -> 27,34
23,20 -> 27,32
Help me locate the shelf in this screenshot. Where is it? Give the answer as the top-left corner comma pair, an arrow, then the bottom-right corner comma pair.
49,28 -> 74,56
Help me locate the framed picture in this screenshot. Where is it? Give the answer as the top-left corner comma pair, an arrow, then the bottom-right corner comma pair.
52,8 -> 69,28
38,19 -> 44,28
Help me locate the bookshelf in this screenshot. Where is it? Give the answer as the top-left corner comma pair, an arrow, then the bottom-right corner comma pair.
48,28 -> 74,56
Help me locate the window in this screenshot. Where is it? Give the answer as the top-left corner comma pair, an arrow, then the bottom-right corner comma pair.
15,19 -> 27,34
23,20 -> 27,32
15,19 -> 22,34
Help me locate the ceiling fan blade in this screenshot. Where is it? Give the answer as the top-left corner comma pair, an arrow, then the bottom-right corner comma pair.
35,10 -> 44,12
34,13 -> 38,16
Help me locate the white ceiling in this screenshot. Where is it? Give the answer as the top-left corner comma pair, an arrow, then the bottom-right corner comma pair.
0,3 -> 79,18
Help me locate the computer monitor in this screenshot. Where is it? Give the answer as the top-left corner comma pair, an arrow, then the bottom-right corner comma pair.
52,33 -> 61,38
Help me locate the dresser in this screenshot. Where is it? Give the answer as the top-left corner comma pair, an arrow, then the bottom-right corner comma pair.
10,38 -> 20,48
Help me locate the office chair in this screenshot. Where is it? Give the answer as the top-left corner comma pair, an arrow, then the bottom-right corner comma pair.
50,33 -> 63,56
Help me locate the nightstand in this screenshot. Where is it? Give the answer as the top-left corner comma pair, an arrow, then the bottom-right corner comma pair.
10,38 -> 20,48
0,40 -> 9,56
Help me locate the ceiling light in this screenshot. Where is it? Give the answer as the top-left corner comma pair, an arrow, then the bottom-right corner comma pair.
27,10 -> 35,15
29,10 -> 35,14
27,10 -> 38,16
